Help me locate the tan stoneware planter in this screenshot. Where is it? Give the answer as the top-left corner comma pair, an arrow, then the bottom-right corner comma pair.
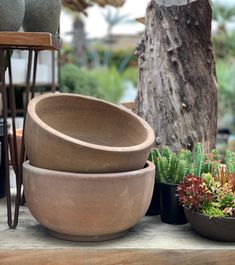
23,160 -> 155,242
25,93 -> 155,173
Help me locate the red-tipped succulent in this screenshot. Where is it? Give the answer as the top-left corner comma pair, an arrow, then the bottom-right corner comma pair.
177,175 -> 214,211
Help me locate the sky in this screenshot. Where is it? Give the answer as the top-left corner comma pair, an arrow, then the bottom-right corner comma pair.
60,0 -> 235,42
61,0 -> 148,42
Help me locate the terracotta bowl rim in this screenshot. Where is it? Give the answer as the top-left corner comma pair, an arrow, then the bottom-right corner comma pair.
184,207 -> 235,221
23,160 -> 155,179
27,93 -> 155,152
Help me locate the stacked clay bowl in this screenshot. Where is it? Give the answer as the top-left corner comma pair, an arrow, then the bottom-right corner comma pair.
23,161 -> 155,241
23,93 -> 155,241
25,93 -> 155,173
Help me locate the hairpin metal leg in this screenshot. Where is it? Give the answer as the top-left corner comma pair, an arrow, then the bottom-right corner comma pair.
31,51 -> 38,99
18,50 -> 32,206
20,50 -> 38,206
0,49 -> 21,228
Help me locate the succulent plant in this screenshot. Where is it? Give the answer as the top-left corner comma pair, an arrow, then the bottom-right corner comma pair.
178,172 -> 235,218
150,143 -> 235,190
194,143 -> 204,177
177,175 -> 214,210
225,150 -> 235,175
154,146 -> 190,184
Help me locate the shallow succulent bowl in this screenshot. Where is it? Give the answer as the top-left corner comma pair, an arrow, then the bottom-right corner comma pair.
25,93 -> 155,173
184,208 -> 235,242
23,160 -> 155,242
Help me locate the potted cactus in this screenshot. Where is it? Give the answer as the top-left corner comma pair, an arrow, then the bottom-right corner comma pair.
178,150 -> 235,241
155,143 -> 207,224
156,146 -> 194,224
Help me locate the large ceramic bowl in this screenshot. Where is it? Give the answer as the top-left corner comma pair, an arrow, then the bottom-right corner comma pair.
25,93 -> 155,173
23,160 -> 155,242
184,208 -> 235,242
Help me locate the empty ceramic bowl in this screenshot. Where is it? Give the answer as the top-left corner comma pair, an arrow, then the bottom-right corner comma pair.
25,93 -> 155,173
23,160 -> 155,242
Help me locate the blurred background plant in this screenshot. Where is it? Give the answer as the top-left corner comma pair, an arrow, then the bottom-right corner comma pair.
212,0 -> 235,151
60,3 -> 138,104
59,0 -> 235,149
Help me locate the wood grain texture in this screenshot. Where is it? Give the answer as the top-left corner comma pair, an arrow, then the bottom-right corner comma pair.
1,197 -> 235,264
0,32 -> 60,50
135,0 -> 218,152
1,250 -> 235,265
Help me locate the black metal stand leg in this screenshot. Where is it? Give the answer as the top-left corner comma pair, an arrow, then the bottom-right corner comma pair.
0,49 -> 21,228
20,50 -> 38,206
0,48 -> 39,227
31,51 -> 38,99
51,51 -> 56,92
19,50 -> 32,206
7,50 -> 22,228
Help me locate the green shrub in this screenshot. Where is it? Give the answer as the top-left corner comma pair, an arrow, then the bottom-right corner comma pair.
60,64 -> 99,97
89,67 -> 124,103
122,67 -> 138,87
216,59 -> 235,129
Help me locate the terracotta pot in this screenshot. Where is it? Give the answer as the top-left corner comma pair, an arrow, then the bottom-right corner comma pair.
184,208 -> 235,242
23,0 -> 61,34
0,0 -> 25,31
9,128 -> 23,173
25,93 -> 155,173
23,160 -> 155,242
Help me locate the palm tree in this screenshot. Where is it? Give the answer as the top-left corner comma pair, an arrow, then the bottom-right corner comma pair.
102,8 -> 131,42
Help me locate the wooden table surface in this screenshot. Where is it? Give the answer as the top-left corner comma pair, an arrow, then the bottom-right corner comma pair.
0,32 -> 60,50
0,197 -> 235,265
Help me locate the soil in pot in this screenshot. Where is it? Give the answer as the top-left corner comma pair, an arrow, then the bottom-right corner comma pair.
146,181 -> 161,216
159,183 -> 187,225
184,207 -> 235,242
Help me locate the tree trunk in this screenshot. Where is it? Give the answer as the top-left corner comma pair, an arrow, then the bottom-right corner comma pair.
135,0 -> 217,153
73,17 -> 86,66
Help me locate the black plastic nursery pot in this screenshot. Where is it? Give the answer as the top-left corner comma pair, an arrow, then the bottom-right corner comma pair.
159,182 -> 187,225
184,207 -> 235,242
146,181 -> 161,216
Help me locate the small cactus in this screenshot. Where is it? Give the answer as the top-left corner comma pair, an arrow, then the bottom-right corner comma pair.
154,147 -> 191,184
194,143 -> 204,177
150,144 -> 235,185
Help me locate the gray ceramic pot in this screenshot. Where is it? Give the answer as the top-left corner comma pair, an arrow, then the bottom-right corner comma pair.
0,0 -> 25,31
184,207 -> 235,242
23,0 -> 61,34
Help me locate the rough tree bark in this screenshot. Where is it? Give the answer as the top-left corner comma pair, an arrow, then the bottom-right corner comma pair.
135,0 -> 217,153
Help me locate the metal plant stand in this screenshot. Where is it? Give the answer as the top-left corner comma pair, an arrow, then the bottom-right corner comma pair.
0,32 -> 60,228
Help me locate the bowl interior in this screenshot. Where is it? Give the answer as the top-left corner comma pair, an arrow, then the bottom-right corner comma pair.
35,95 -> 148,147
